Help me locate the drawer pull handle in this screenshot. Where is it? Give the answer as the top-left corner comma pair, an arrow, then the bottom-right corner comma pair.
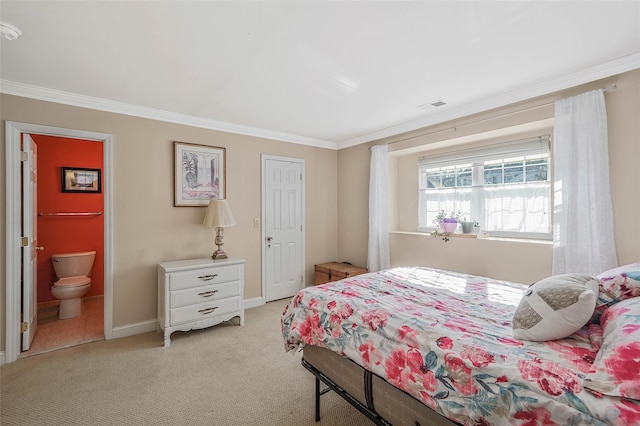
198,307 -> 218,315
198,274 -> 218,281
198,290 -> 219,297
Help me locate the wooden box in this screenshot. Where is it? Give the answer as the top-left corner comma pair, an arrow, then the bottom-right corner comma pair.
314,262 -> 368,285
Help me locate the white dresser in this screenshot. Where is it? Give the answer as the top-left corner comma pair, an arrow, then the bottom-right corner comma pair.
158,257 -> 245,347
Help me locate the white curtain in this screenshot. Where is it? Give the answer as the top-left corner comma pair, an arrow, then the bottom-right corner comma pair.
483,183 -> 550,234
552,89 -> 617,276
421,183 -> 550,234
368,144 -> 390,272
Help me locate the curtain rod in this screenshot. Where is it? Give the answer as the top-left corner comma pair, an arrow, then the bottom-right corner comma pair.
375,84 -> 618,148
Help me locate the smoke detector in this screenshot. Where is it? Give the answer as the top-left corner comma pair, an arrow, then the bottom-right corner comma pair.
1,22 -> 22,41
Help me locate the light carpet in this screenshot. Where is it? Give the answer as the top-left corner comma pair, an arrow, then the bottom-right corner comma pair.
1,299 -> 374,425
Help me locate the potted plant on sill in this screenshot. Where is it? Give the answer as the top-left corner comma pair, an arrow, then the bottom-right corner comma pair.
432,210 -> 462,242
459,216 -> 480,234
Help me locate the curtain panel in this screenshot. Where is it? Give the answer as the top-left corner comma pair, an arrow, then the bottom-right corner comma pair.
552,89 -> 617,276
368,144 -> 390,272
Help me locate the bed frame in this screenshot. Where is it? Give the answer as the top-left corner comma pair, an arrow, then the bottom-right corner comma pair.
302,344 -> 460,426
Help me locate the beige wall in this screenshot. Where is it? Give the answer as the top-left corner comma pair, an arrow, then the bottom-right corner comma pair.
0,95 -> 338,351
338,69 -> 640,283
2,70 -> 638,353
336,144 -> 370,269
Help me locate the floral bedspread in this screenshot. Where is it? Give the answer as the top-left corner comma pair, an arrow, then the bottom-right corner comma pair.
281,267 -> 640,425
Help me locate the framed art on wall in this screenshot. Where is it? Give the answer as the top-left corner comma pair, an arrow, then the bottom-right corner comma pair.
61,166 -> 102,193
174,142 -> 226,206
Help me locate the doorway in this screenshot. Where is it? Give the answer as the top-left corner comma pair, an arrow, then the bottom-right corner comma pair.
4,121 -> 114,364
261,155 -> 305,302
27,134 -> 104,356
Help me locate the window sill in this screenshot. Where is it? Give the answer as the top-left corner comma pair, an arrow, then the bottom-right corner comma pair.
437,232 -> 479,239
391,230 -> 552,245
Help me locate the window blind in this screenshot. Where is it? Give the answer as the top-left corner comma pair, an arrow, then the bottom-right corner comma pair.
418,135 -> 550,169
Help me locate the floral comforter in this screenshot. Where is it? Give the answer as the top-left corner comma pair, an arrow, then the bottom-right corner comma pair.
281,267 -> 640,425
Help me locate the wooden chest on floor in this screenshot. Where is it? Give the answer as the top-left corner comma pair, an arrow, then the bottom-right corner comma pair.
314,262 -> 368,285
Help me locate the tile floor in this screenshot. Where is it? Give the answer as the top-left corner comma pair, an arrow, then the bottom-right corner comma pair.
21,296 -> 104,358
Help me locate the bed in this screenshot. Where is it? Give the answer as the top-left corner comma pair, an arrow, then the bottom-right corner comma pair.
281,264 -> 640,425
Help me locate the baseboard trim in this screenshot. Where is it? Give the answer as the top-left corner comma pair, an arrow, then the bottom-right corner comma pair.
37,300 -> 60,308
37,295 -> 104,309
109,298 -> 264,340
110,319 -> 158,340
2,298 -> 271,364
243,297 -> 263,310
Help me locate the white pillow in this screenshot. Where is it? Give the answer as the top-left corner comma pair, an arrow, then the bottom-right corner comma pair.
512,274 -> 599,341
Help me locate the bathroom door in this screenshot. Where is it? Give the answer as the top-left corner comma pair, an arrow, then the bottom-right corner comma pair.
22,134 -> 38,351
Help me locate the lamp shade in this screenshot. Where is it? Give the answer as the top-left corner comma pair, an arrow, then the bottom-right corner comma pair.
203,199 -> 236,228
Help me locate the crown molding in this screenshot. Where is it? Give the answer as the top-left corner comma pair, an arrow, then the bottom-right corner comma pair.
337,52 -> 640,150
2,52 -> 638,151
0,80 -> 338,150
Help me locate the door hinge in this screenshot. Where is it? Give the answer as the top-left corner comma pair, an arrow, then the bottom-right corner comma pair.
301,275 -> 304,284
20,151 -> 28,162
21,236 -> 29,247
21,322 -> 28,332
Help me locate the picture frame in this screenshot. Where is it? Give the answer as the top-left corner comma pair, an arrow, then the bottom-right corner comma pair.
174,141 -> 226,206
61,167 -> 102,193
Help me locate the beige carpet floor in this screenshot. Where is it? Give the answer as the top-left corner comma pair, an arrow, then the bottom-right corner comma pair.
1,299 -> 374,426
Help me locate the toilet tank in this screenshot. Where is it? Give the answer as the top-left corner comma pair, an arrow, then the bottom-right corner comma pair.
51,251 -> 96,278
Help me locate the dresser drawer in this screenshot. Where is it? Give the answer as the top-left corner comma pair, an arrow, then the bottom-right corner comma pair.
169,264 -> 241,291
170,296 -> 241,326
170,281 -> 240,309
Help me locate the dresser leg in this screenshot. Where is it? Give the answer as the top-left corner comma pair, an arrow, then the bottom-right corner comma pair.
163,334 -> 171,347
230,315 -> 245,326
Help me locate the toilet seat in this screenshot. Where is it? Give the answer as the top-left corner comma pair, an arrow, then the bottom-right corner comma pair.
53,276 -> 91,288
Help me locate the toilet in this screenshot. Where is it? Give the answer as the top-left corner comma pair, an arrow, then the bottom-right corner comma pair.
51,251 -> 96,319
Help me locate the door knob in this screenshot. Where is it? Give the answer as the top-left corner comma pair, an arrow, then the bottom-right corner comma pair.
36,246 -> 45,251
266,236 -> 273,248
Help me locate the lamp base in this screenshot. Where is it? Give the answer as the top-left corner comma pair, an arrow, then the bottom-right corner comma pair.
211,227 -> 228,259
211,249 -> 228,260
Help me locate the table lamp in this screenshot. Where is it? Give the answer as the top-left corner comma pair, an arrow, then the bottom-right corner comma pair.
203,199 -> 236,259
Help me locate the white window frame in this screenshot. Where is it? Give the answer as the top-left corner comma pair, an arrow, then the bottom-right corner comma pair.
418,135 -> 552,240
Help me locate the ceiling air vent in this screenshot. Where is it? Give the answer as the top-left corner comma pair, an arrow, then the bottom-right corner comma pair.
417,100 -> 446,110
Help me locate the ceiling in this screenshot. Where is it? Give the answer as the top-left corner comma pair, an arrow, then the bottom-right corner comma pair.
1,1 -> 639,150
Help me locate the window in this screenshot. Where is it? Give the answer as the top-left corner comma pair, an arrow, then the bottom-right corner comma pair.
418,136 -> 551,239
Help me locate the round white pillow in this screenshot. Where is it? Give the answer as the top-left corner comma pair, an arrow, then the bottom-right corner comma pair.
512,273 -> 598,341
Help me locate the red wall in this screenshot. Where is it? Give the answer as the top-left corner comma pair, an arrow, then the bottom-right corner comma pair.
33,135 -> 104,303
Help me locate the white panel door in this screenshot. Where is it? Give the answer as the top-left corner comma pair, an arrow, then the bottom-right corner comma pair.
264,158 -> 304,302
22,134 -> 38,351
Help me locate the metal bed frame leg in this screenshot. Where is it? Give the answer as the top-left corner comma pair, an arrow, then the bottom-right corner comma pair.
314,374 -> 332,421
315,376 -> 321,422
304,357 -> 389,425
303,356 -> 455,426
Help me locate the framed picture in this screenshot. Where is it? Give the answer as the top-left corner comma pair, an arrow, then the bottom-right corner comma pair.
61,167 -> 102,193
174,142 -> 226,206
